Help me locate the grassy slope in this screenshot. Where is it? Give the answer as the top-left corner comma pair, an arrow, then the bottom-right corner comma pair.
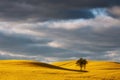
0,60 -> 120,80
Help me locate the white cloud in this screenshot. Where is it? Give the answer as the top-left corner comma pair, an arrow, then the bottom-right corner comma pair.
108,6 -> 120,17
47,19 -> 86,30
48,41 -> 64,48
0,50 -> 37,58
106,50 -> 120,57
31,13 -> 120,31
0,22 -> 45,37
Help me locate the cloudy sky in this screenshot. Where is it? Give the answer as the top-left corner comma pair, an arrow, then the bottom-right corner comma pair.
0,0 -> 120,62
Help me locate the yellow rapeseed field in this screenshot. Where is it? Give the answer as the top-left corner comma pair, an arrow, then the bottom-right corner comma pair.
0,60 -> 119,80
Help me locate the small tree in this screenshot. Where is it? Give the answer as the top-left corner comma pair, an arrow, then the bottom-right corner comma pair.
76,58 -> 88,70
82,59 -> 88,70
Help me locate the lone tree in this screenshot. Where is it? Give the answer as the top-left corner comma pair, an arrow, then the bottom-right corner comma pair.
76,58 -> 88,70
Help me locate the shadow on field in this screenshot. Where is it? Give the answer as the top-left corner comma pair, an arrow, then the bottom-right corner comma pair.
112,62 -> 120,64
29,62 -> 88,72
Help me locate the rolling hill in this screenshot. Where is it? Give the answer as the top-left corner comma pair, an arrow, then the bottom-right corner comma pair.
0,60 -> 119,80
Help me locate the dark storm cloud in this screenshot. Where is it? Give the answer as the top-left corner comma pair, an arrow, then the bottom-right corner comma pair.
0,30 -> 70,58
0,14 -> 120,61
0,0 -> 120,21
0,31 -> 51,55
